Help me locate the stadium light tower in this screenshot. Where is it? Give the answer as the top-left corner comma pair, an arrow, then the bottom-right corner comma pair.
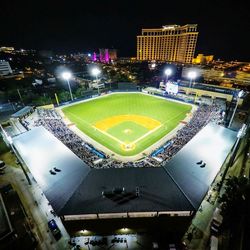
62,71 -> 73,101
92,67 -> 101,80
188,71 -> 197,89
164,68 -> 172,82
228,90 -> 244,128
92,67 -> 101,94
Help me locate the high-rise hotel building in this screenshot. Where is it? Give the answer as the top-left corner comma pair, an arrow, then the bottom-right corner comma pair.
137,24 -> 198,63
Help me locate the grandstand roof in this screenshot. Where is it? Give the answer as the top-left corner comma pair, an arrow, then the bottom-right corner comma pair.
163,124 -> 237,209
60,167 -> 194,215
13,124 -> 237,216
11,106 -> 33,118
12,127 -> 91,212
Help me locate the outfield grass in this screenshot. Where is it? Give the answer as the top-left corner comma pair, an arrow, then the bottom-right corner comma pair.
62,93 -> 191,156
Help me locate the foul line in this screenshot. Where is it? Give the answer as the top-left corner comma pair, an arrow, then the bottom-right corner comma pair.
64,109 -> 189,148
63,111 -> 124,145
94,126 -> 124,144
132,124 -> 162,144
130,110 -> 189,145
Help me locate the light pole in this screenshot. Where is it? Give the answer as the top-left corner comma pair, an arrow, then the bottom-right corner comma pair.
62,71 -> 73,101
17,88 -> 24,105
187,71 -> 197,89
92,68 -> 101,94
164,68 -> 172,82
228,90 -> 244,128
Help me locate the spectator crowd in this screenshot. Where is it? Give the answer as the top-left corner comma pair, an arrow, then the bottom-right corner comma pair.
19,103 -> 223,169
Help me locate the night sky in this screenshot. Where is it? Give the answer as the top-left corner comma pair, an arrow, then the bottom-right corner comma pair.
0,0 -> 249,61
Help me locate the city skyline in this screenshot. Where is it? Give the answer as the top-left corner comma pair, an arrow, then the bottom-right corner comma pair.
0,0 -> 249,61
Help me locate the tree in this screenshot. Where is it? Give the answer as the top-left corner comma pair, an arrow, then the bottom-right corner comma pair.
218,176 -> 249,227
58,91 -> 71,102
32,95 -> 52,106
74,86 -> 86,98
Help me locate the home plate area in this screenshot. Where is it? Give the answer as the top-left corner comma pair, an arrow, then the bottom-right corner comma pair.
94,114 -> 162,151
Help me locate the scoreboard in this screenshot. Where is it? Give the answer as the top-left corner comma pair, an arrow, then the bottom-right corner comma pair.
166,82 -> 178,94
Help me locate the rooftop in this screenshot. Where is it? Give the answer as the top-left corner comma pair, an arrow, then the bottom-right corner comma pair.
12,124 -> 236,217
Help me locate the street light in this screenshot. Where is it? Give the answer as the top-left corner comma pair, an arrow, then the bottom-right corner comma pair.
164,68 -> 172,82
187,71 -> 197,89
62,71 -> 73,101
228,90 -> 244,128
150,63 -> 156,70
91,68 -> 101,94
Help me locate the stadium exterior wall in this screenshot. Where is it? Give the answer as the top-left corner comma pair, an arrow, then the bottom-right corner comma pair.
63,210 -> 193,221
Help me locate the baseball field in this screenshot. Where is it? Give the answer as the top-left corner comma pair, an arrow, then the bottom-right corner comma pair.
62,93 -> 191,156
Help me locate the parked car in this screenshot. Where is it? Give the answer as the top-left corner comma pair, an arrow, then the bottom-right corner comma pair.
48,219 -> 62,240
210,235 -> 218,250
210,207 -> 223,235
0,160 -> 6,170
169,243 -> 176,250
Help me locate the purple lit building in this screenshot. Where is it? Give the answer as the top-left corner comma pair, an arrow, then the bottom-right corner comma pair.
99,48 -> 117,63
92,52 -> 97,61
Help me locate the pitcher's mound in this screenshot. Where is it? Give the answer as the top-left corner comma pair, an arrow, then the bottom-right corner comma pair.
124,129 -> 132,134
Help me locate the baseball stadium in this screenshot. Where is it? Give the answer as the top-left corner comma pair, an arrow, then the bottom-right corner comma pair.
1,89 -> 238,241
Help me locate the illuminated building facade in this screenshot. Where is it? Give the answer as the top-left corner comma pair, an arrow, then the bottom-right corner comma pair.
0,60 -> 12,76
99,49 -> 117,63
192,54 -> 214,64
137,24 -> 198,63
109,49 -> 117,61
99,49 -> 109,63
0,47 -> 15,53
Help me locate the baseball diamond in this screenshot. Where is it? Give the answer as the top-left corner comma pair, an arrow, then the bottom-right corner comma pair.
62,93 -> 192,156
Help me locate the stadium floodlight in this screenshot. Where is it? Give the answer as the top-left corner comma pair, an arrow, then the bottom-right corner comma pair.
164,68 -> 172,82
228,90 -> 244,128
188,70 -> 197,89
188,71 -> 197,81
92,67 -> 101,78
91,67 -> 101,94
62,71 -> 73,101
238,90 -> 244,98
62,71 -> 71,80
